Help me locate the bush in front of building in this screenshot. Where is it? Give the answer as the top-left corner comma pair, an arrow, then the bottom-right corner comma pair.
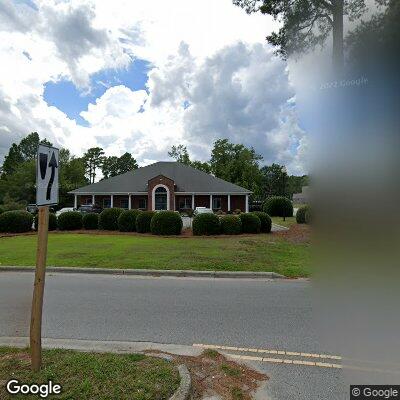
83,213 -> 99,230
118,209 -> 141,232
239,212 -> 261,234
263,196 -> 293,218
0,210 -> 33,233
34,213 -> 57,231
193,213 -> 220,236
99,208 -> 124,230
58,211 -> 83,231
296,205 -> 310,224
220,215 -> 242,235
0,206 -> 4,215
252,211 -> 272,233
150,211 -> 183,235
136,211 -> 155,233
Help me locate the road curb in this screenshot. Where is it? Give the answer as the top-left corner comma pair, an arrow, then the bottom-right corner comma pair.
0,266 -> 286,279
170,364 -> 191,400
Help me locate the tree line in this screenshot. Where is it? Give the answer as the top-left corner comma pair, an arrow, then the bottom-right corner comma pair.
0,132 -> 308,210
167,140 -> 308,201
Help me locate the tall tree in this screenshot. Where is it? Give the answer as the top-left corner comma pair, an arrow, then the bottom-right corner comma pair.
83,147 -> 104,183
260,163 -> 288,197
1,132 -> 52,177
168,145 -> 211,173
59,149 -> 88,206
209,139 -> 263,193
101,153 -> 138,179
168,145 -> 191,165
233,0 -> 366,71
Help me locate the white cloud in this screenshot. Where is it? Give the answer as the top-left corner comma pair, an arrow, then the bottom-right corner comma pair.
0,0 -> 308,174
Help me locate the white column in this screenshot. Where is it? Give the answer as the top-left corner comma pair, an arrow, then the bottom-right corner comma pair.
110,194 -> 114,208
92,194 -> 95,205
191,194 -> 195,209
209,194 -> 212,210
128,195 -> 132,210
245,194 -> 249,213
74,195 -> 77,209
228,195 -> 231,212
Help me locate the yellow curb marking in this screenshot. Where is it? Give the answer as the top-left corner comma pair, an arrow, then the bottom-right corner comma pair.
225,353 -> 342,369
193,343 -> 342,361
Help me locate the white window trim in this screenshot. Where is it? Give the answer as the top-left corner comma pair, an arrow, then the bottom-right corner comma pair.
152,184 -> 170,211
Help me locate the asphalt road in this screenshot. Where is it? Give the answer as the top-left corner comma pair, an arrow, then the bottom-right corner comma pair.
0,272 -> 344,399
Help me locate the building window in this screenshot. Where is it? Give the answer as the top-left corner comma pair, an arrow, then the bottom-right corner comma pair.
120,198 -> 129,209
103,198 -> 111,208
85,197 -> 92,205
154,186 -> 168,210
212,197 -> 221,210
138,198 -> 147,210
179,197 -> 191,210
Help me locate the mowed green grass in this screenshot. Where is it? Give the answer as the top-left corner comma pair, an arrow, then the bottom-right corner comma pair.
0,233 -> 310,277
0,347 -> 179,400
271,216 -> 297,228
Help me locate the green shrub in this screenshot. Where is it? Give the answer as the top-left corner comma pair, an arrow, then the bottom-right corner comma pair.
239,213 -> 261,234
193,213 -> 220,236
0,210 -> 33,233
252,211 -> 272,233
150,211 -> 183,235
233,209 -> 242,215
99,208 -> 124,230
296,205 -> 310,224
34,213 -> 57,231
263,196 -> 293,217
58,211 -> 82,231
0,207 -> 4,215
220,215 -> 242,235
83,213 -> 99,230
136,211 -> 155,233
118,209 -> 141,232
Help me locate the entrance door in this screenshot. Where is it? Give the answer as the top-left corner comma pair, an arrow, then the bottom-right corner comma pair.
154,187 -> 168,210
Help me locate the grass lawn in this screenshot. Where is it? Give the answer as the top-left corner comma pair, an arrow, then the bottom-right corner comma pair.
271,216 -> 297,228
0,232 -> 310,277
0,347 -> 179,400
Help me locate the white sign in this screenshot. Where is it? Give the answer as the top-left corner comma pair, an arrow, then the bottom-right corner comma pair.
36,144 -> 59,206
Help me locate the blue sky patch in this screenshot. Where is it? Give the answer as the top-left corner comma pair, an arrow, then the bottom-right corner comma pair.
44,59 -> 151,126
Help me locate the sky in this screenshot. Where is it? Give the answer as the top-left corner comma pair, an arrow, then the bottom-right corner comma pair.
0,0 -> 308,175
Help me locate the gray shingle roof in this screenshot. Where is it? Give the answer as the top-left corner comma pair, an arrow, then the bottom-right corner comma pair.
69,162 -> 252,194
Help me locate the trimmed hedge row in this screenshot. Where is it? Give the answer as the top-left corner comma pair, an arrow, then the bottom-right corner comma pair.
150,211 -> 182,235
34,213 -> 58,231
252,211 -> 272,233
239,213 -> 261,234
192,212 -> 271,236
83,213 -> 99,230
193,213 -> 221,236
220,215 -> 242,235
118,210 -> 140,232
0,210 -> 33,233
99,208 -> 124,230
136,211 -> 155,233
58,211 -> 82,230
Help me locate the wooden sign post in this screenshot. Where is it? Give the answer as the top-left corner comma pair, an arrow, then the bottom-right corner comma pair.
30,144 -> 59,371
30,205 -> 49,371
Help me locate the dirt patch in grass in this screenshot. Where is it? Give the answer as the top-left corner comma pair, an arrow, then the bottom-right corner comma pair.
275,224 -> 311,244
148,350 -> 267,400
